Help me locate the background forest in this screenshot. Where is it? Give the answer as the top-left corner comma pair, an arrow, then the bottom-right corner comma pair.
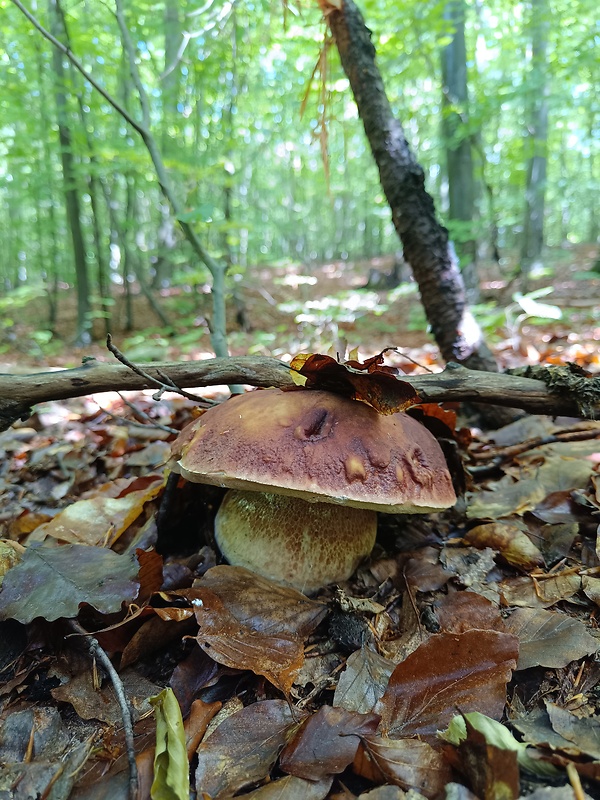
0,0 -> 598,364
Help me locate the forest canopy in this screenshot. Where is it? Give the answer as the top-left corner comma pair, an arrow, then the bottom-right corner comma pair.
1,0 -> 598,355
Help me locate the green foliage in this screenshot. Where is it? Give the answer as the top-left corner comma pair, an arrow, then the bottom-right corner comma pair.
0,0 -> 597,345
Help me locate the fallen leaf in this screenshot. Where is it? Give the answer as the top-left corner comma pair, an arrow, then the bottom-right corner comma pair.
0,543 -> 140,623
434,591 -> 505,634
194,699 -> 302,799
289,352 -> 419,414
333,646 -> 395,714
464,523 -> 544,570
280,705 -> 379,780
242,775 -> 333,799
186,565 -> 327,692
440,711 -> 558,778
149,688 -> 189,800
503,608 -> 598,670
455,716 -> 520,800
545,700 -> 600,760
532,571 -> 581,605
26,475 -> 163,547
355,736 -> 452,799
376,631 -> 518,741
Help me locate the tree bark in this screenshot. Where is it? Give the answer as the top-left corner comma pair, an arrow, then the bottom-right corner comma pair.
441,0 -> 478,301
48,0 -> 91,346
325,0 -> 495,372
520,0 -> 549,279
1,357 -> 598,432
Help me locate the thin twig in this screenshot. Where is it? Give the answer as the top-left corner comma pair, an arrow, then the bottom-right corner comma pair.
68,620 -> 138,800
106,334 -> 212,406
96,398 -> 180,435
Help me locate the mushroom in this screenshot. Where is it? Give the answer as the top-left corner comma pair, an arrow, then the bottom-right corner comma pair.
169,388 -> 455,594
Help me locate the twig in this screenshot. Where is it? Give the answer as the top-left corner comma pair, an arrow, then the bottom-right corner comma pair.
95,399 -> 180,435
106,334 -> 212,406
68,620 -> 138,800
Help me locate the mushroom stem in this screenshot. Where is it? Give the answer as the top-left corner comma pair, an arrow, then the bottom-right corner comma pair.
215,490 -> 377,594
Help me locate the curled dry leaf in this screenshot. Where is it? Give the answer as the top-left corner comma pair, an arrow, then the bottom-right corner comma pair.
504,607 -> 598,670
280,705 -> 380,780
26,475 -> 163,547
185,565 -> 327,692
195,699 -> 303,800
464,523 -> 544,571
354,736 -> 452,799
376,631 -> 519,741
289,352 -> 419,414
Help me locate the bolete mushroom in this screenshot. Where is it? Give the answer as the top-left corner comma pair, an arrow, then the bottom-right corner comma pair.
169,388 -> 455,593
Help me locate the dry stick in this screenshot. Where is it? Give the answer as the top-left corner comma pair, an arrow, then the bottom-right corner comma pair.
106,334 -> 213,406
1,357 -> 599,432
68,620 -> 138,800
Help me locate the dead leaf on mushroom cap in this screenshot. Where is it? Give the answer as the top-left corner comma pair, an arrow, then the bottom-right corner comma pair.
289,351 -> 420,414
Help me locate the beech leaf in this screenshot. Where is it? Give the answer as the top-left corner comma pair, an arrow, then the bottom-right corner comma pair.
503,607 -> 598,670
376,631 -> 519,741
194,699 -> 302,799
280,705 -> 380,780
333,646 -> 395,714
289,352 -> 419,414
356,736 -> 452,799
0,543 -> 140,623
186,566 -> 327,692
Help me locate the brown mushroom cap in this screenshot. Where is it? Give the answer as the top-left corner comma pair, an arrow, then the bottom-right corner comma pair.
170,388 -> 456,513
214,490 -> 377,594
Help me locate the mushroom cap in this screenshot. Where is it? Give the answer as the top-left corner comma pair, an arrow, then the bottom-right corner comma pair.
170,388 -> 455,513
215,490 -> 377,593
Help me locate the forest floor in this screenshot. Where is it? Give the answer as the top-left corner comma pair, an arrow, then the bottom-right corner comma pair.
0,244 -> 600,800
2,242 -> 599,376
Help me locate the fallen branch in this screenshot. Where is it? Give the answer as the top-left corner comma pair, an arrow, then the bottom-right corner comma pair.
1,357 -> 598,432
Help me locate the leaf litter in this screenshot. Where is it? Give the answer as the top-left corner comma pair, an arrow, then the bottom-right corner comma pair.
0,362 -> 600,798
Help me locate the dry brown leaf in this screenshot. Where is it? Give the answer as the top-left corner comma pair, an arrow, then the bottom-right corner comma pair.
464,523 -> 544,570
355,736 -> 452,799
434,591 -> 505,634
280,705 -> 379,780
26,475 -> 163,547
289,352 -> 419,414
455,717 -> 520,800
194,699 -> 303,799
504,607 -> 598,670
376,631 -> 518,741
333,646 -> 395,714
545,700 -> 600,760
186,565 -> 327,692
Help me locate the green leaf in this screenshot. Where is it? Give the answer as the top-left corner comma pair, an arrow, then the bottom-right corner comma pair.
439,712 -> 559,778
149,688 -> 190,800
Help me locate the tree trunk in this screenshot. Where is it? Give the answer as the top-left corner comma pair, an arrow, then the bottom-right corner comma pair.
326,0 -> 495,371
441,0 -> 478,302
520,0 -> 549,280
47,0 -> 91,346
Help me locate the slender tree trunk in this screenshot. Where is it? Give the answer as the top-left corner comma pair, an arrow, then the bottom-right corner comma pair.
441,0 -> 478,302
520,0 -> 549,280
325,0 -> 496,370
33,35 -> 60,329
47,0 -> 91,345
